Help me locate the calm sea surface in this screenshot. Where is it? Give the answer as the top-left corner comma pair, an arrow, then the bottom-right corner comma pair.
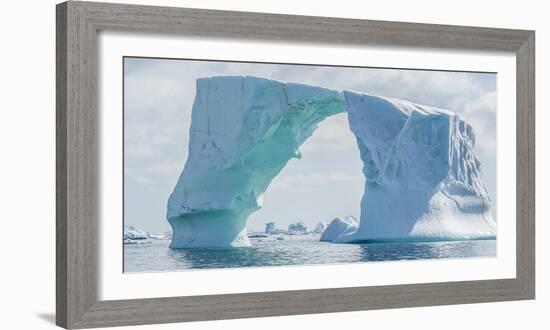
124,234 -> 496,273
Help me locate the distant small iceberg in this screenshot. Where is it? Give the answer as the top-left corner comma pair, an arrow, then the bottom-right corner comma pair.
265,222 -> 280,234
312,222 -> 327,234
148,231 -> 172,240
288,222 -> 308,235
320,216 -> 359,242
124,225 -> 148,240
123,238 -> 151,245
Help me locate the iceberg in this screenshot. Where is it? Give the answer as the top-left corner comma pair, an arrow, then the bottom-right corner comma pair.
148,231 -> 172,240
167,76 -> 495,248
288,222 -> 308,235
123,226 -> 148,240
265,222 -> 278,234
167,76 -> 345,248
312,222 -> 328,234
320,216 -> 358,242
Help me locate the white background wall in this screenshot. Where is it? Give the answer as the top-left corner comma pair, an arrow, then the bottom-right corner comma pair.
0,0 -> 548,329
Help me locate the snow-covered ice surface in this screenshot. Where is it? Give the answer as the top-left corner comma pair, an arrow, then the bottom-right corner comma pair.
167,76 -> 495,248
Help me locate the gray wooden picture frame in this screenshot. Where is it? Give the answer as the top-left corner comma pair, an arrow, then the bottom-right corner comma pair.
56,1 -> 535,328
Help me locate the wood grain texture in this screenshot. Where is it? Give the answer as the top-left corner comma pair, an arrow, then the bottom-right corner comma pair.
515,32 -> 536,297
57,1 -> 99,327
56,3 -> 68,328
56,1 -> 536,328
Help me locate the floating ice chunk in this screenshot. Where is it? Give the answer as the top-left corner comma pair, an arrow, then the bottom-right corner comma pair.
265,222 -> 278,234
124,226 -> 148,240
148,231 -> 172,240
320,216 -> 359,242
288,222 -> 308,234
312,222 -> 328,234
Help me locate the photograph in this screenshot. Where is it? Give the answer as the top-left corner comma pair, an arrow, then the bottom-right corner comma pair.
122,57 -> 498,272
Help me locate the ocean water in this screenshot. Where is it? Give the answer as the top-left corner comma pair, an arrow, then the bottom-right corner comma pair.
124,234 -> 496,273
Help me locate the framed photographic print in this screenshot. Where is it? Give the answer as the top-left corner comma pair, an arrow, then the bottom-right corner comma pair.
56,1 -> 535,328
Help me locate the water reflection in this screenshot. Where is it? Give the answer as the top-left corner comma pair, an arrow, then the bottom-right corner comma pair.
166,245 -> 300,268
356,241 -> 485,261
124,237 -> 496,273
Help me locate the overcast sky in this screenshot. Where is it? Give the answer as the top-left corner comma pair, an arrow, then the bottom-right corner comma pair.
123,57 -> 497,233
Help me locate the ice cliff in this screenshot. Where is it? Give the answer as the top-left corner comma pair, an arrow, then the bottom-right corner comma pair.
335,92 -> 496,243
167,76 -> 345,248
167,76 -> 495,248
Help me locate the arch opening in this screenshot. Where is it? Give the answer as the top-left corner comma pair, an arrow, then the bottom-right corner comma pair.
247,112 -> 364,236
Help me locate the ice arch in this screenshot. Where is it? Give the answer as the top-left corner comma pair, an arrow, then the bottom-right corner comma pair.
167,76 -> 495,248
